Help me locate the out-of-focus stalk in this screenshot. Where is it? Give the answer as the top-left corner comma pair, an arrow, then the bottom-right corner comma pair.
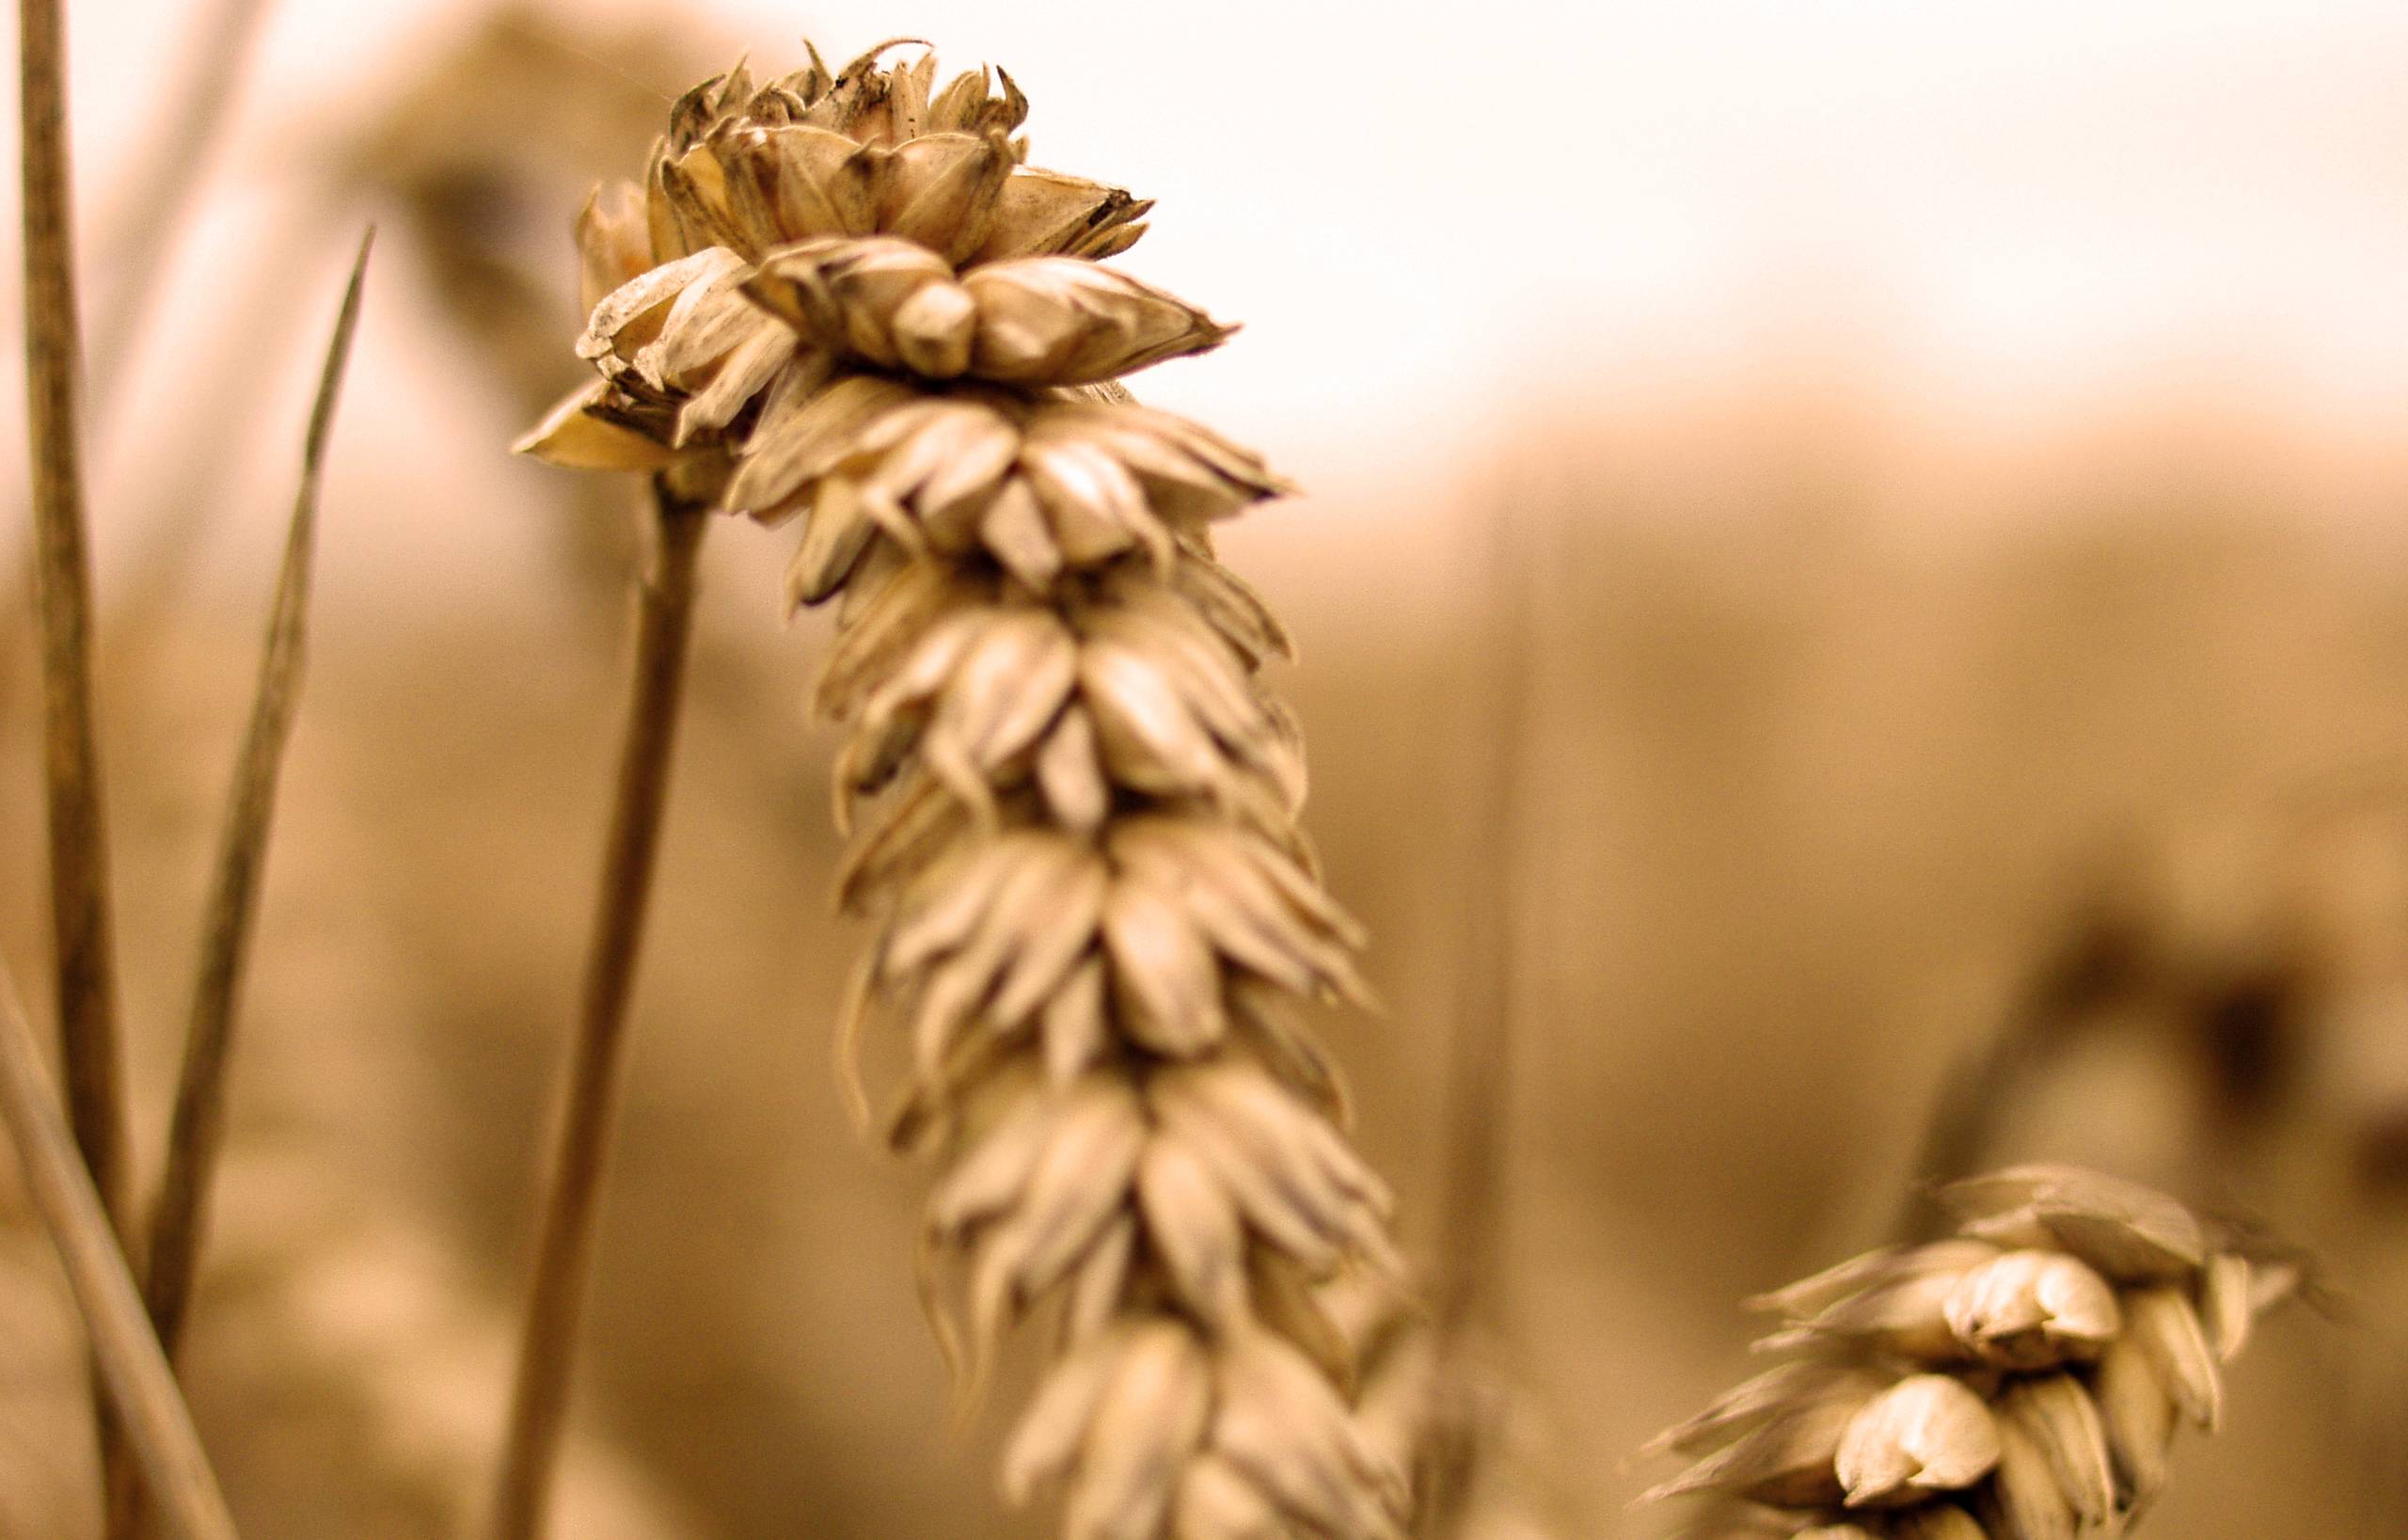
490,485 -> 708,1540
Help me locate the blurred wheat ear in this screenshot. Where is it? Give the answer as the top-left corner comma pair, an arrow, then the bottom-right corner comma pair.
491,481 -> 709,1540
0,959 -> 239,1540
1644,1165 -> 2304,1540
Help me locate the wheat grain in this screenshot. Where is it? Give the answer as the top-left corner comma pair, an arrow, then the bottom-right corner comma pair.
520,41 -> 1416,1538
1642,1165 -> 2301,1539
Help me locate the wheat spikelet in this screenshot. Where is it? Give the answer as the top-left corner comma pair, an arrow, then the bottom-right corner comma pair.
1642,1165 -> 2301,1539
520,41 -> 1415,1538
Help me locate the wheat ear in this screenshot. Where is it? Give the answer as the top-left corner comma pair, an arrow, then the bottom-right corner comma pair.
1642,1165 -> 2303,1539
518,42 -> 1418,1538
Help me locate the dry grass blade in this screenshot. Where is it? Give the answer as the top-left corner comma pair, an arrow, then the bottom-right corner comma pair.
490,486 -> 710,1540
21,0 -> 138,1523
19,0 -> 130,1244
141,228 -> 373,1373
0,959 -> 241,1540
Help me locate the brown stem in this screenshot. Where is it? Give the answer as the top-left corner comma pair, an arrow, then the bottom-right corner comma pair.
0,959 -> 240,1540
489,484 -> 709,1540
20,0 -> 138,1521
19,0 -> 129,1252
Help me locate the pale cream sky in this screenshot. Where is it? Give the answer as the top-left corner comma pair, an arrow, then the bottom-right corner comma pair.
13,0 -> 2408,595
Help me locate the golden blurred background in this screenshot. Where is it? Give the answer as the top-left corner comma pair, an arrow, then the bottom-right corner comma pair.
5,1 -> 2408,1534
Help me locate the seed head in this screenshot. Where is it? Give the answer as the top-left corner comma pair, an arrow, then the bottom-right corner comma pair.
1646,1165 -> 2299,1539
518,40 -> 1415,1539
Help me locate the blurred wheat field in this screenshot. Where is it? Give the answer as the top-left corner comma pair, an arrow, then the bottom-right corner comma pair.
7,3 -> 2408,1537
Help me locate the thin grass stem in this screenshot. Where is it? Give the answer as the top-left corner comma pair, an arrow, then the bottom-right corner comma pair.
20,0 -> 140,1518
1420,494 -> 1542,1534
141,227 -> 372,1366
489,484 -> 709,1540
19,0 -> 130,1247
0,958 -> 240,1540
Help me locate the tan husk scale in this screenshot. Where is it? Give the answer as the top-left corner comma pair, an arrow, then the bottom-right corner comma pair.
520,41 -> 1418,1540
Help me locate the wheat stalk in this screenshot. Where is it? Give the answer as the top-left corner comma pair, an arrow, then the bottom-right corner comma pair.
0,957 -> 238,1540
17,0 -> 130,1263
488,478 -> 710,1540
18,0 -> 142,1521
1642,1165 -> 2302,1539
518,41 -> 1418,1538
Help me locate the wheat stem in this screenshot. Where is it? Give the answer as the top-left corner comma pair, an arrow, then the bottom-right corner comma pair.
18,0 -> 130,1255
489,483 -> 708,1540
19,0 -> 141,1522
0,958 -> 240,1540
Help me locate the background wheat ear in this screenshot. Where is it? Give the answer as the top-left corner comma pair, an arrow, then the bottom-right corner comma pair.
1643,1163 -> 2304,1540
